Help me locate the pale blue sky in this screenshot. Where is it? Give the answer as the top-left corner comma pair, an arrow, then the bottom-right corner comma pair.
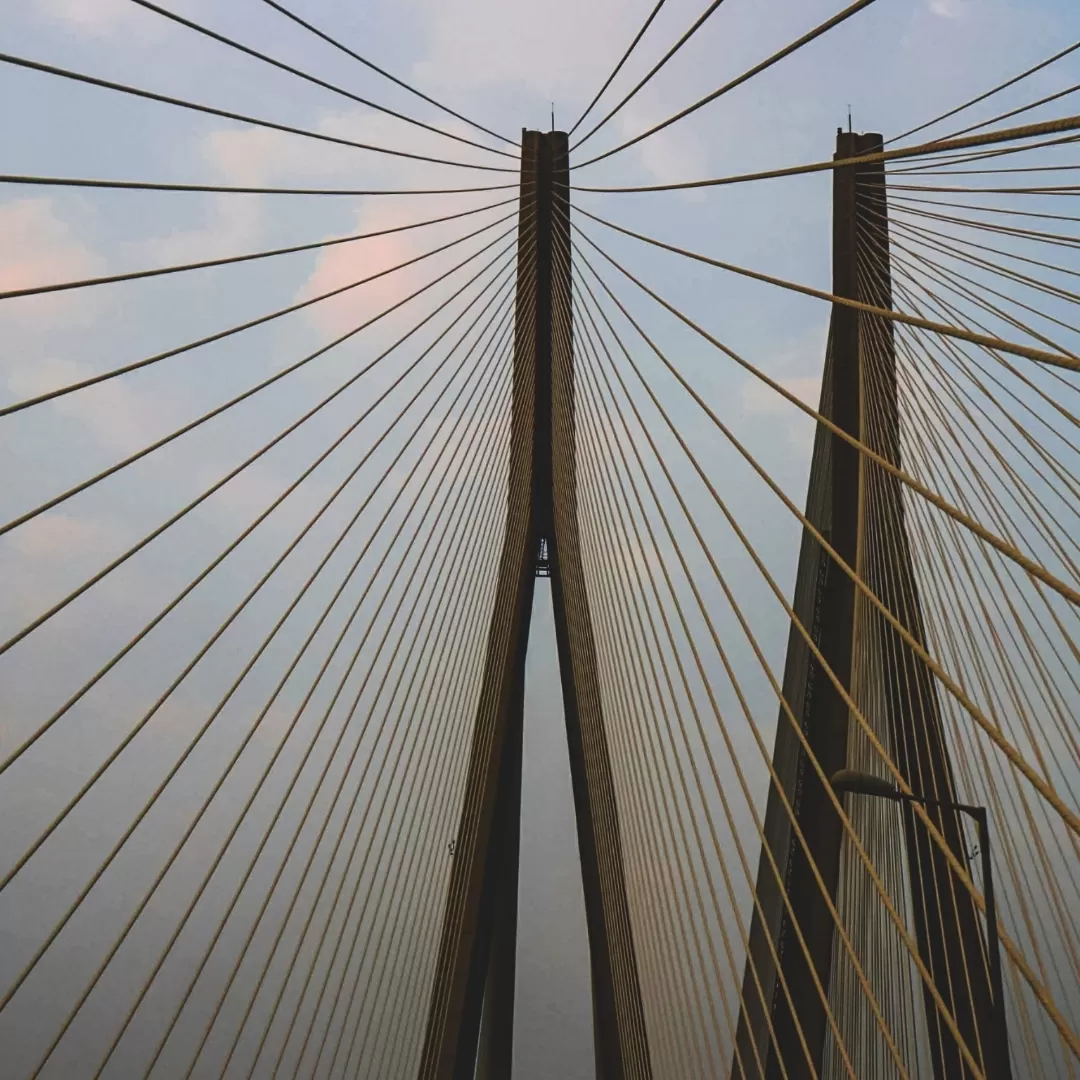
2,1 -> 1080,1077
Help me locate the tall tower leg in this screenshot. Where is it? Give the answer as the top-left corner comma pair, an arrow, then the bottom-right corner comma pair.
733,129 -> 863,1080
733,127 -> 997,1080
418,130 -> 650,1080
855,132 -> 994,1080
546,132 -> 652,1080
416,131 -> 539,1080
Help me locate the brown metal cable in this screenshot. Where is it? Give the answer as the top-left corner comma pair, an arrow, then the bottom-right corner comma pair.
887,182 -> 1080,195
155,321 -> 521,1080
932,83 -> 1080,147
569,0 -> 729,152
887,40 -> 1080,145
0,250 -> 520,896
571,295 -> 733,1075
126,0 -> 517,160
569,312 -> 806,1080
878,266 -> 1080,687
337,476 -> 515,1080
0,195 -> 516,302
274,272 -> 538,1080
572,225 -> 1080,720
556,266 -> 745,1077
572,0 -> 881,166
572,113 -> 1080,193
0,172 -> 521,196
568,0 -> 668,137
0,206 -> 516,419
0,228 -> 518,678
885,190 -> 1080,228
407,197 -> 541,1076
870,333 -> 1080,1052
570,238 -> 1075,1062
0,52 -> 516,173
855,243 -> 1080,808
257,0 -> 514,146
0,259 -> 521,1043
573,265 -> 908,1079
548,253 -> 655,1077
572,244 -> 994,1078
572,238 -> 1080,1066
335,266 -> 542,1080
261,390 -> 517,1080
575,205 -> 1080,370
24,272 -> 522,1080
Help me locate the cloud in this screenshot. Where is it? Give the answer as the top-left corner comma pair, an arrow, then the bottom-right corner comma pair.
4,356 -> 179,456
202,126 -> 334,188
927,0 -> 970,18
737,324 -> 826,456
287,159 -> 509,341
409,0 -> 634,104
5,511 -> 120,563
0,510 -> 126,626
611,101 -> 710,191
135,194 -> 263,267
33,0 -> 172,38
194,457 -> 317,532
296,216 -> 427,339
739,374 -> 821,417
0,198 -> 101,297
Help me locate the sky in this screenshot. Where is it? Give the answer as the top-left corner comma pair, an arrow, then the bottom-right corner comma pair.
2,0 -> 1080,1078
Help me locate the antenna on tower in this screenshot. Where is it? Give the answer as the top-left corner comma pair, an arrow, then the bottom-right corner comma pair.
551,102 -> 555,131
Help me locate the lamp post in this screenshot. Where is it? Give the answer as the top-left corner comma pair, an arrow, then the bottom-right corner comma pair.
830,769 -> 1012,1080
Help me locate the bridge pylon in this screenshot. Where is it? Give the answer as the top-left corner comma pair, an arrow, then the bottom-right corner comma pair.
416,129 -> 651,1080
734,128 -> 997,1080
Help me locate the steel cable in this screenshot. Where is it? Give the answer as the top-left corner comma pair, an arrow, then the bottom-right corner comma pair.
572,237 -> 1080,1064
257,0 -> 514,146
0,173 -> 520,196
16,265 -> 522,1079
888,40 -> 1080,146
119,298 -> 519,1080
126,0 -> 516,160
0,195 -> 515,302
571,260 -> 907,1079
0,52 -> 516,173
572,0 -> 881,166
241,274 -> 532,1080
569,0 -> 728,152
0,239 -> 516,837
0,263 -> 520,1055
568,0 -> 668,137
221,323 -> 524,1080
1,201 -> 518,417
0,228 -> 518,670
574,205 -> 1080,370
572,244 -> 994,1078
572,114 -> 1080,192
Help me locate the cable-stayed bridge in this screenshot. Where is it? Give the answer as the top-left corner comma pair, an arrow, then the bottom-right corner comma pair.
1,2 -> 1080,1078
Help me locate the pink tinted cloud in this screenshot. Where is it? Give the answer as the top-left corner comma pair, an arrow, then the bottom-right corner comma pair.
5,356 -> 179,455
298,222 -> 424,339
0,198 -> 106,330
0,198 -> 100,294
5,511 -> 120,563
293,184 -> 495,339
